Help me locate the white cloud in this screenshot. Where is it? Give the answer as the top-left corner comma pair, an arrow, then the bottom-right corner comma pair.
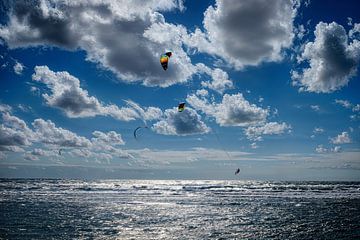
187,93 -> 291,141
315,145 -> 328,153
187,93 -> 269,127
292,22 -> 360,93
196,64 -> 233,93
0,125 -> 31,149
347,17 -> 353,26
195,89 -> 209,97
295,24 -> 307,40
91,130 -> 125,147
0,104 -> 12,113
23,153 -> 39,161
32,119 -> 91,148
332,146 -> 342,153
315,145 -> 342,153
335,99 -> 352,109
313,127 -> 324,134
13,61 -> 24,75
244,122 -> 291,141
152,107 -> 210,136
250,142 -> 259,149
0,0 -> 197,88
310,105 -> 320,112
124,100 -> 163,122
0,111 -> 34,150
353,104 -> 360,112
0,107 -> 134,161
334,99 -> 360,120
32,66 -> 149,121
335,99 -> 360,112
330,131 -> 351,144
31,148 -> 48,156
185,0 -> 298,69
70,144 -> 132,161
17,104 -> 32,113
30,86 -> 40,96
349,23 -> 360,38
71,149 -> 92,158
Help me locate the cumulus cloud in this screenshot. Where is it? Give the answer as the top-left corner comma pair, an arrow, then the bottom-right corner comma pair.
330,131 -> 351,144
0,104 -> 12,113
124,100 -> 163,122
349,23 -> 360,38
196,89 -> 209,97
31,148 -> 48,156
24,148 -> 57,160
70,139 -> 133,161
315,145 -> 328,153
91,130 -> 125,147
0,125 -> 31,149
196,64 -> 233,93
1,110 -> 93,152
152,107 -> 210,136
315,144 -> 342,153
332,146 -> 342,153
250,142 -> 259,149
23,153 -> 39,161
335,99 -> 352,109
32,65 -> 141,121
310,105 -> 320,112
353,104 -> 360,112
185,0 -> 298,69
187,93 -> 269,127
311,127 -> 324,138
0,111 -> 34,150
335,99 -> 360,112
0,0 -> 198,87
292,22 -> 360,93
244,122 -> 291,141
0,107 -> 134,161
13,61 -> 24,75
186,92 -> 291,142
32,119 -> 91,148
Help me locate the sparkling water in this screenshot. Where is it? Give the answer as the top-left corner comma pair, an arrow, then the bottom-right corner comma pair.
1,179 -> 359,239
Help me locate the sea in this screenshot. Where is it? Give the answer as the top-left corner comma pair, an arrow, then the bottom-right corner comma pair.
0,179 -> 359,239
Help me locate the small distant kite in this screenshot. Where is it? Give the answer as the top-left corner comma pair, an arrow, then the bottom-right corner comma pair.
178,102 -> 185,112
134,126 -> 148,140
160,52 -> 172,70
235,168 -> 240,175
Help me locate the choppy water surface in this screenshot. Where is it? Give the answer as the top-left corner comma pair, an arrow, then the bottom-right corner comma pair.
0,179 -> 359,239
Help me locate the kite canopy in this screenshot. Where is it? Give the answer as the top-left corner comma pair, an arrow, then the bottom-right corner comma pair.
160,52 -> 172,70
134,126 -> 148,140
178,102 -> 185,112
235,168 -> 240,175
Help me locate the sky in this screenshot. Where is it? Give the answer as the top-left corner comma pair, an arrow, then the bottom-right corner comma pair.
0,0 -> 359,180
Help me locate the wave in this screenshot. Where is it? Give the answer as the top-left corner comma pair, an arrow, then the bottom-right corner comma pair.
0,179 -> 359,199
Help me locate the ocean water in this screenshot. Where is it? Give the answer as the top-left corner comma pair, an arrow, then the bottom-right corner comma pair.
0,179 -> 359,239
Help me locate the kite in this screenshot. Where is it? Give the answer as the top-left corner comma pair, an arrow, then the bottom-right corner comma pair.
160,52 -> 172,70
178,102 -> 185,112
235,168 -> 240,175
134,126 -> 148,140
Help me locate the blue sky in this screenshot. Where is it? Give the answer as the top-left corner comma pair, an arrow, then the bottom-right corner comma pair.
0,0 -> 359,180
